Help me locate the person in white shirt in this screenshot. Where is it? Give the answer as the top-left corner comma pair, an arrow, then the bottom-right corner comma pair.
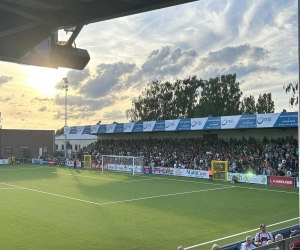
241,236 -> 256,250
254,224 -> 274,246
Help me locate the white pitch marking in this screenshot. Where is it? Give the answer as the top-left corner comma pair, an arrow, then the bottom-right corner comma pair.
0,188 -> 22,189
0,182 -> 233,206
52,172 -> 153,182
184,217 -> 300,249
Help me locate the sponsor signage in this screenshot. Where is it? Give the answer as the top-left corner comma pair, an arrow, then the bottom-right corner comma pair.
82,126 -> 91,134
106,124 -> 116,133
191,118 -> 207,130
143,121 -> 155,132
114,124 -> 124,133
0,159 -> 9,164
132,122 -> 143,132
90,125 -> 99,134
182,169 -> 209,179
107,164 -> 142,173
221,115 -> 240,129
203,116 -> 221,130
227,173 -> 267,185
142,166 -> 152,174
153,120 -> 165,132
273,112 -> 298,127
69,127 -> 78,134
97,125 -> 107,133
62,112 -> 298,135
235,114 -> 256,128
256,113 -> 280,128
176,119 -> 191,131
124,123 -> 134,133
269,176 -> 294,188
165,120 -> 179,131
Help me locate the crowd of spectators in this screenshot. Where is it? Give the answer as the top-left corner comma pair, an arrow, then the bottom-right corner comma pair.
78,135 -> 299,177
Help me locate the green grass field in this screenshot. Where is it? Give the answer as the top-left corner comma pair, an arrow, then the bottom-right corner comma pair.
0,164 -> 298,250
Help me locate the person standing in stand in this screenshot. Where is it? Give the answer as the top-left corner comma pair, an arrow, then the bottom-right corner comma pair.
74,158 -> 77,169
254,224 -> 274,246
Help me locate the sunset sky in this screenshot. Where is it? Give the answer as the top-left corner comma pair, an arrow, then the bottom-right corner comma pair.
0,0 -> 297,131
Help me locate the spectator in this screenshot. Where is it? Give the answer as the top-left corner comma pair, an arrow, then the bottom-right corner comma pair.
241,236 -> 256,250
254,224 -> 274,246
290,230 -> 300,250
274,234 -> 283,242
211,244 -> 220,250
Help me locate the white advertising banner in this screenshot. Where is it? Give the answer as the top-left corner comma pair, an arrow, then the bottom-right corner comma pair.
227,172 -> 268,185
143,121 -> 156,132
191,118 -> 207,130
105,124 -> 117,133
181,169 -> 209,179
108,164 -> 142,173
221,115 -> 241,129
66,160 -> 82,168
0,159 -> 9,164
256,113 -> 280,128
124,123 -> 134,133
165,119 -> 180,131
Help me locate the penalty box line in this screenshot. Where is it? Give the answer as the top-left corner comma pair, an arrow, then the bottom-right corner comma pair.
0,182 -> 233,207
52,172 -> 154,183
184,217 -> 300,249
53,171 -> 298,195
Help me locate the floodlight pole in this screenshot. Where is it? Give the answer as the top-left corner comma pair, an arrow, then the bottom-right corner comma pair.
62,77 -> 69,159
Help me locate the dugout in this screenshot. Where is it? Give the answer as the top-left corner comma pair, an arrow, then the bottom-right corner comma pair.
0,129 -> 55,159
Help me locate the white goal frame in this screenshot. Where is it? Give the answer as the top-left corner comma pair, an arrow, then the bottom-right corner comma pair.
101,155 -> 144,175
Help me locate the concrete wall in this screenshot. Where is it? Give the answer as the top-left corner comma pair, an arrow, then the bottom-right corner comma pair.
0,129 -> 55,159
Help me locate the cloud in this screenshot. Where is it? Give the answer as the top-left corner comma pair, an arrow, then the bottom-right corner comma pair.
54,94 -> 114,112
38,106 -> 47,112
80,62 -> 137,98
0,97 -> 11,102
55,68 -> 90,90
0,75 -> 13,86
142,46 -> 198,78
103,110 -> 126,120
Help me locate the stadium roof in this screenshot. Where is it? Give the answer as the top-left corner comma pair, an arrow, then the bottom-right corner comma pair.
0,0 -> 198,70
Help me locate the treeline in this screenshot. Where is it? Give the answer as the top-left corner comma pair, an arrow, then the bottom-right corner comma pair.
125,73 -> 278,122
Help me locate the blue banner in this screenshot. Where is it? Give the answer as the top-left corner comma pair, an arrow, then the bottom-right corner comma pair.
273,112 -> 298,127
235,114 -> 257,129
97,125 -> 107,133
114,124 -> 124,133
132,122 -> 143,132
153,120 -> 165,131
176,119 -> 191,131
82,126 -> 91,134
69,127 -> 78,134
203,117 -> 221,130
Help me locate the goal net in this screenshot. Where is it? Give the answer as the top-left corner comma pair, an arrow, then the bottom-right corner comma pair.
101,155 -> 144,175
211,160 -> 228,181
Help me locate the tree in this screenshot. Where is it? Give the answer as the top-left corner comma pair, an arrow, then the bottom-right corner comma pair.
125,76 -> 203,121
194,73 -> 243,117
256,93 -> 275,113
240,95 -> 256,114
283,81 -> 298,108
55,127 -> 64,136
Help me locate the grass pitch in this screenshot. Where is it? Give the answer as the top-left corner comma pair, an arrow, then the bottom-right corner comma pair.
0,164 -> 298,250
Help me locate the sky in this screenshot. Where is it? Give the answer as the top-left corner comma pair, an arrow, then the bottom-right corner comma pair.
0,0 -> 298,130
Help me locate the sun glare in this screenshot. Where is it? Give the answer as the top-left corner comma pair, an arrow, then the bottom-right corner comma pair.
23,67 -> 68,96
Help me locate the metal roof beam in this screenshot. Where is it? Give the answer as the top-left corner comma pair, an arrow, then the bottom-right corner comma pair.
0,2 -> 54,25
